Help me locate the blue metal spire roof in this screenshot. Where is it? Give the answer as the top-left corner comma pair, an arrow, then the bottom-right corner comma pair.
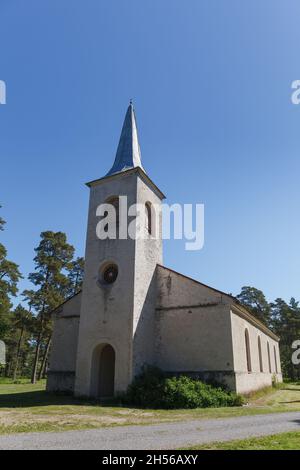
106,102 -> 145,176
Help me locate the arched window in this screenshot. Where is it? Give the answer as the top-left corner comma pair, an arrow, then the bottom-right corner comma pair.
245,329 -> 252,373
258,336 -> 263,373
267,341 -> 271,373
274,345 -> 278,374
145,202 -> 152,235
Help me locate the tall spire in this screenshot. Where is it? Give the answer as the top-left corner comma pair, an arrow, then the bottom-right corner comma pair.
106,102 -> 145,176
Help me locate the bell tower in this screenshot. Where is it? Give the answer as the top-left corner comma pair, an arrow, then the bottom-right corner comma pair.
74,103 -> 165,397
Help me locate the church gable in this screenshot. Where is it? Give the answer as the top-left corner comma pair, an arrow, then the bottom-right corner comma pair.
156,265 -> 278,341
52,291 -> 82,319
156,264 -> 234,310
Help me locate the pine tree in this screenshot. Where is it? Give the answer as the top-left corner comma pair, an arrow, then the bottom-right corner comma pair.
236,286 -> 271,325
25,231 -> 75,383
67,257 -> 84,296
0,205 -> 22,340
11,305 -> 33,380
270,298 -> 300,380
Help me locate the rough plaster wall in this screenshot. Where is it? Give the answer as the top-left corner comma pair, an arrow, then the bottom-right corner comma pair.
47,373 -> 76,393
55,291 -> 82,318
75,172 -> 139,396
155,268 -> 234,373
230,310 -> 282,394
132,175 -> 163,376
46,293 -> 81,392
155,304 -> 234,372
156,266 -> 233,309
48,292 -> 81,372
48,317 -> 80,372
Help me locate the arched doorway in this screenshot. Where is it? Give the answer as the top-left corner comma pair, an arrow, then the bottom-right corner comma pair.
91,344 -> 115,398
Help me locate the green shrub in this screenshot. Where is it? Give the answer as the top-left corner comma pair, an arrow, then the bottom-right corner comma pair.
124,367 -> 243,409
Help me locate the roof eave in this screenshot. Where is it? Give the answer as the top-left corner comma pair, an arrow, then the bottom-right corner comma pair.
86,166 -> 166,200
231,303 -> 280,341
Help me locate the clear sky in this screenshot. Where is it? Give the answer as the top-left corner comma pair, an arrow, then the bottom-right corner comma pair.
1,0 -> 299,304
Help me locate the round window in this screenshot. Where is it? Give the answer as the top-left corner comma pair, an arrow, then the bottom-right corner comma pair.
102,264 -> 118,284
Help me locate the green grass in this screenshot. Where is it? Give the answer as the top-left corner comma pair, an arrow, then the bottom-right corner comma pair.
0,377 -> 39,385
184,431 -> 300,450
0,379 -> 300,435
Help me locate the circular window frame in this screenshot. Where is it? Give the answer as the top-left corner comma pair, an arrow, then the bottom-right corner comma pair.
98,262 -> 119,287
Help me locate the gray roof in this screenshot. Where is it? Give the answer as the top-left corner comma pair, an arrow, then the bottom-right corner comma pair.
106,102 -> 145,176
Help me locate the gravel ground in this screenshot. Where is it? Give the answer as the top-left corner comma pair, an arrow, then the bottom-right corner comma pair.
0,411 -> 300,450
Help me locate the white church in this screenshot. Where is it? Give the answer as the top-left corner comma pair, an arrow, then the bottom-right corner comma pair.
47,103 -> 282,397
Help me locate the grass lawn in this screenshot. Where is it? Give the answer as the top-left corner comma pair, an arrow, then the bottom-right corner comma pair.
184,431 -> 300,450
0,379 -> 300,435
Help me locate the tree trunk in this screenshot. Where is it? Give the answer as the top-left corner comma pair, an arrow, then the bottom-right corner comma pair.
5,361 -> 10,377
31,331 -> 42,384
13,326 -> 24,381
38,336 -> 51,380
31,297 -> 46,384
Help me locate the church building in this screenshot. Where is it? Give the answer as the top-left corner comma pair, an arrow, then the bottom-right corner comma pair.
47,103 -> 282,397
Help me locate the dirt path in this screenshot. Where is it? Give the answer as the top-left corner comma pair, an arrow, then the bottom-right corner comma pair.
0,411 -> 299,449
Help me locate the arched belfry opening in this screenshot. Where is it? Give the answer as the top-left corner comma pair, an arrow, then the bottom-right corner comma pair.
90,343 -> 115,398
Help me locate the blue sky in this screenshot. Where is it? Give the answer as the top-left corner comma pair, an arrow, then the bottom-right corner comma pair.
0,0 -> 300,304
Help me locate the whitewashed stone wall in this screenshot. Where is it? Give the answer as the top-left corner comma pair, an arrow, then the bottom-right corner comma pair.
154,266 -> 236,389
46,292 -> 81,392
231,309 -> 282,394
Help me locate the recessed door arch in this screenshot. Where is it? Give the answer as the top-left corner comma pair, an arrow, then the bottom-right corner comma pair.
90,343 -> 115,398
